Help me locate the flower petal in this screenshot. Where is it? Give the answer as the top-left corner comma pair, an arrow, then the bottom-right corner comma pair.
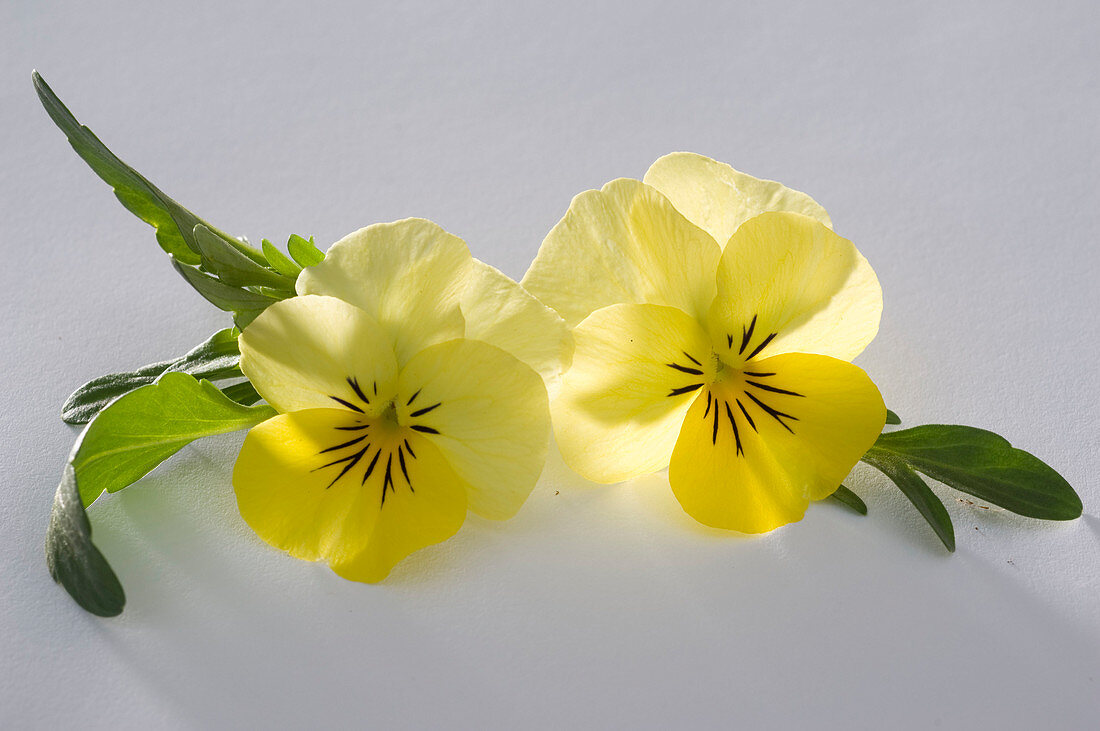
669,353 -> 885,532
521,178 -> 721,327
297,218 -> 469,365
708,211 -> 882,364
643,152 -> 832,248
233,409 -> 468,582
239,295 -> 399,414
458,258 -> 571,391
395,338 -> 550,520
552,303 -> 714,483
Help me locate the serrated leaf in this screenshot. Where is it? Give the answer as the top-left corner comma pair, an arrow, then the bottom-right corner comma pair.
62,329 -> 243,424
171,258 -> 281,314
868,425 -> 1081,520
287,234 -> 324,267
72,372 -> 275,506
862,451 -> 955,551
885,409 -> 901,425
32,72 -> 266,267
828,484 -> 868,515
45,464 -> 125,617
261,238 -> 303,278
193,225 -> 296,291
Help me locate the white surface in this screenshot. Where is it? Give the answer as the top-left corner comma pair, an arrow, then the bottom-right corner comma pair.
2,1 -> 1099,728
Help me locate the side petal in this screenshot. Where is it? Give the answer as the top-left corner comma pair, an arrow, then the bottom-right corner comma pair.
396,338 -> 550,520
297,218 -> 469,365
552,303 -> 714,484
233,409 -> 468,583
669,354 -> 885,532
239,295 -> 399,414
521,178 -> 721,327
708,211 -> 882,364
458,258 -> 572,392
643,152 -> 832,248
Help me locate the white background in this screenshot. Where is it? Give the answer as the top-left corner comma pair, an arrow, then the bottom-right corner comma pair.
2,1 -> 1098,728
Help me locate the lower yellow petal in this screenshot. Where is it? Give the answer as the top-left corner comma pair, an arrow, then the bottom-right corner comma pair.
552,303 -> 714,483
668,353 -> 885,532
233,408 -> 467,582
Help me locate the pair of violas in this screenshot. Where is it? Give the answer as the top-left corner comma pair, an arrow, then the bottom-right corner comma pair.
234,152 -> 886,582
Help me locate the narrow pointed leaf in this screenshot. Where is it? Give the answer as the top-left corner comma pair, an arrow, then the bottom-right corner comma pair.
72,372 -> 275,506
261,238 -> 303,278
62,329 -> 244,424
287,234 -> 324,267
828,484 -> 868,515
885,409 -> 901,425
171,258 -> 281,314
32,72 -> 267,266
863,451 -> 955,551
219,380 -> 262,405
45,464 -> 125,617
193,225 -> 296,290
869,425 -> 1081,520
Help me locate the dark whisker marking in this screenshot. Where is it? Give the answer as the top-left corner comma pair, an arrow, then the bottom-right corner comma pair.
682,351 -> 702,366
362,449 -> 381,484
703,391 -> 712,419
666,362 -> 704,376
746,380 -> 804,398
711,401 -> 720,445
398,446 -> 412,488
347,377 -> 370,404
373,381 -> 378,396
742,371 -> 775,378
319,434 -> 368,453
745,332 -> 777,362
744,391 -> 798,434
381,454 -> 395,506
668,383 -> 703,397
406,388 -> 422,405
739,314 -> 758,354
329,395 -> 365,413
726,402 -> 743,456
313,447 -> 368,472
321,448 -> 368,488
403,439 -> 416,459
410,402 -> 441,418
736,398 -> 757,432
411,425 -> 440,435
334,423 -> 370,431
727,333 -> 734,348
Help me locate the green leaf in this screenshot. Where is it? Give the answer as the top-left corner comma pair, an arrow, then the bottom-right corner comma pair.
45,464 -> 125,617
868,425 -> 1081,520
862,450 -> 955,551
72,372 -> 275,506
171,258 -> 281,316
828,484 -> 868,515
287,234 -> 324,267
219,380 -> 262,405
32,72 -> 266,267
193,225 -> 296,291
261,238 -> 303,278
885,409 -> 901,425
62,328 -> 243,424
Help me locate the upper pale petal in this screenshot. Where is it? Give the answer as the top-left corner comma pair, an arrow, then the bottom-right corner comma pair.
668,353 -> 885,533
643,152 -> 832,248
521,178 -> 721,327
552,303 -> 714,483
238,295 -> 399,414
457,258 -> 571,391
708,211 -> 882,364
297,218 -> 469,365
395,338 -> 550,520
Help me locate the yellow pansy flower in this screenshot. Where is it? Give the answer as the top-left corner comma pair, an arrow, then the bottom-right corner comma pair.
522,153 -> 886,533
233,219 -> 563,581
